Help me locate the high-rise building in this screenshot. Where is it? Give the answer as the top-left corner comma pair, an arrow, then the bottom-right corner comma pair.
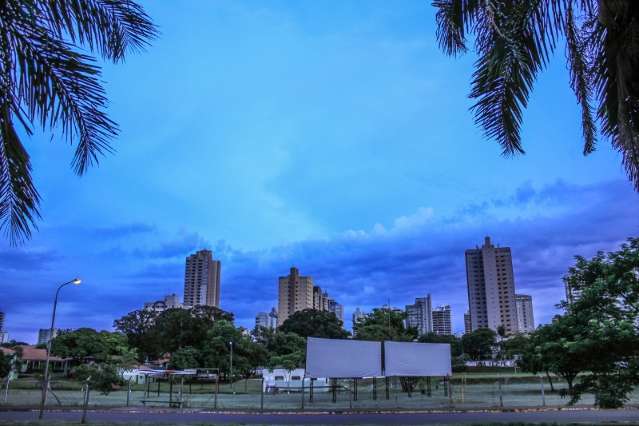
255,307 -> 278,330
432,305 -> 452,335
465,237 -> 519,335
405,295 -> 433,336
268,307 -> 278,329
183,250 -> 221,308
255,312 -> 270,330
352,308 -> 366,325
0,311 -> 6,344
328,299 -> 344,322
515,294 -> 535,333
464,311 -> 472,335
38,328 -> 58,346
352,308 -> 366,336
144,293 -> 183,312
278,267 -> 314,326
313,286 -> 329,311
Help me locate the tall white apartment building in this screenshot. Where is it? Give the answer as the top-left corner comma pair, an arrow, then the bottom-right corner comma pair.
432,305 -> 452,335
405,295 -> 433,336
183,250 -> 221,307
515,294 -> 535,333
465,237 -> 519,334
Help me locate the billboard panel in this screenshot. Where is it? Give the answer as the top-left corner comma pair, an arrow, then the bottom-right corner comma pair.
305,337 -> 382,378
384,341 -> 452,377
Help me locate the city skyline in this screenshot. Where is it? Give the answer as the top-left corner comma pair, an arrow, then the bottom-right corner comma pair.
1,0 -> 638,343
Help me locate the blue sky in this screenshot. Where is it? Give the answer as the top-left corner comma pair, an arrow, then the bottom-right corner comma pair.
1,0 -> 637,343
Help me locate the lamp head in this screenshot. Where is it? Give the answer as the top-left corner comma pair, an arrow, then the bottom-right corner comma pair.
72,278 -> 82,285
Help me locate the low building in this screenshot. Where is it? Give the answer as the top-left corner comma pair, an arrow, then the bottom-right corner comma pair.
11,345 -> 69,373
260,368 -> 328,393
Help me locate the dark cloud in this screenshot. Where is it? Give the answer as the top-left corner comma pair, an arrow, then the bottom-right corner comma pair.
2,179 -> 637,342
0,248 -> 61,272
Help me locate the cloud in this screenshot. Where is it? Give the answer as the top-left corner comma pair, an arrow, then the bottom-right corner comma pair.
2,179 -> 637,342
0,248 -> 61,272
91,223 -> 156,239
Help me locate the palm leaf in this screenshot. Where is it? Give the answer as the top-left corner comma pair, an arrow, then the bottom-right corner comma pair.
0,107 -> 41,245
565,5 -> 597,154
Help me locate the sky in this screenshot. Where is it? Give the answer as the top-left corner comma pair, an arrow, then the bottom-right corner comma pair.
1,0 -> 638,343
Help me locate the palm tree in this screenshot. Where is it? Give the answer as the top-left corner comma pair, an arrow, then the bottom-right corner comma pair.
0,0 -> 156,244
433,0 -> 639,189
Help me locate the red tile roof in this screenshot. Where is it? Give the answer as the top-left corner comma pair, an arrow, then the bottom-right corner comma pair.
1,347 -> 16,356
16,345 -> 66,362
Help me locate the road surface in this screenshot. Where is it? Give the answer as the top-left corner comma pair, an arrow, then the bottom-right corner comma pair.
1,408 -> 639,424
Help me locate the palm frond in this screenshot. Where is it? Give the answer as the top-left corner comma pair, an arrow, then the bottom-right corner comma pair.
592,0 -> 639,190
470,1 -> 549,155
433,0 -> 481,56
41,0 -> 158,62
0,0 -> 155,244
0,106 -> 41,245
565,5 -> 597,154
7,9 -> 118,174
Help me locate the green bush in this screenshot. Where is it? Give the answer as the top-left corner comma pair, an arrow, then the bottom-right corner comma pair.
71,363 -> 122,395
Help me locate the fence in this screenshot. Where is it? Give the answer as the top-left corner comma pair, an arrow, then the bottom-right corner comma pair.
3,373 -> 639,413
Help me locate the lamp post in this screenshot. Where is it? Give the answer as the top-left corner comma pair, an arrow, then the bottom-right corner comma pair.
229,341 -> 234,395
38,278 -> 82,420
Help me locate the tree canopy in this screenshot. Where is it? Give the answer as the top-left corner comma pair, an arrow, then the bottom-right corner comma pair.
279,309 -> 349,339
461,328 -> 496,360
519,238 -> 639,408
354,308 -> 416,342
51,328 -> 136,366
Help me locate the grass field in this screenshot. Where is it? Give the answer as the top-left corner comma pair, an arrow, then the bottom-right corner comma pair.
3,373 -> 639,412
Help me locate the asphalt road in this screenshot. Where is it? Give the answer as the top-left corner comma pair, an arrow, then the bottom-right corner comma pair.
1,409 -> 639,424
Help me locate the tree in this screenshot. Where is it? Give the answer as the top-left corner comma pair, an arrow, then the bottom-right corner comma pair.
170,346 -> 200,370
72,363 -> 121,395
559,238 -> 639,408
519,317 -> 584,395
433,1 -> 639,191
520,238 -> 639,408
419,332 -> 462,357
198,320 -> 266,380
279,309 -> 349,339
0,0 -> 157,244
113,309 -> 160,361
461,328 -> 496,360
258,328 -> 307,370
0,351 -> 11,378
354,308 -> 417,342
50,328 -> 136,365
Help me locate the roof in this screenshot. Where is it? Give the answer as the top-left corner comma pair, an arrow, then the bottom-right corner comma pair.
1,347 -> 16,356
16,345 -> 66,362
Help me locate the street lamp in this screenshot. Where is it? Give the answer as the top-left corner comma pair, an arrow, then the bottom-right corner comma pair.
229,341 -> 234,395
38,278 -> 82,420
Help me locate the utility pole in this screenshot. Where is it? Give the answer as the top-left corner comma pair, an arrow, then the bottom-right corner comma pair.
229,341 -> 234,394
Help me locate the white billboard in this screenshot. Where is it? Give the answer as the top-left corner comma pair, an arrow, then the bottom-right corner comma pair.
305,337 -> 382,378
384,341 -> 452,377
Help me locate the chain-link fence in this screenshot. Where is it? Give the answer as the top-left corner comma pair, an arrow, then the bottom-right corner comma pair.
3,374 -> 639,412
